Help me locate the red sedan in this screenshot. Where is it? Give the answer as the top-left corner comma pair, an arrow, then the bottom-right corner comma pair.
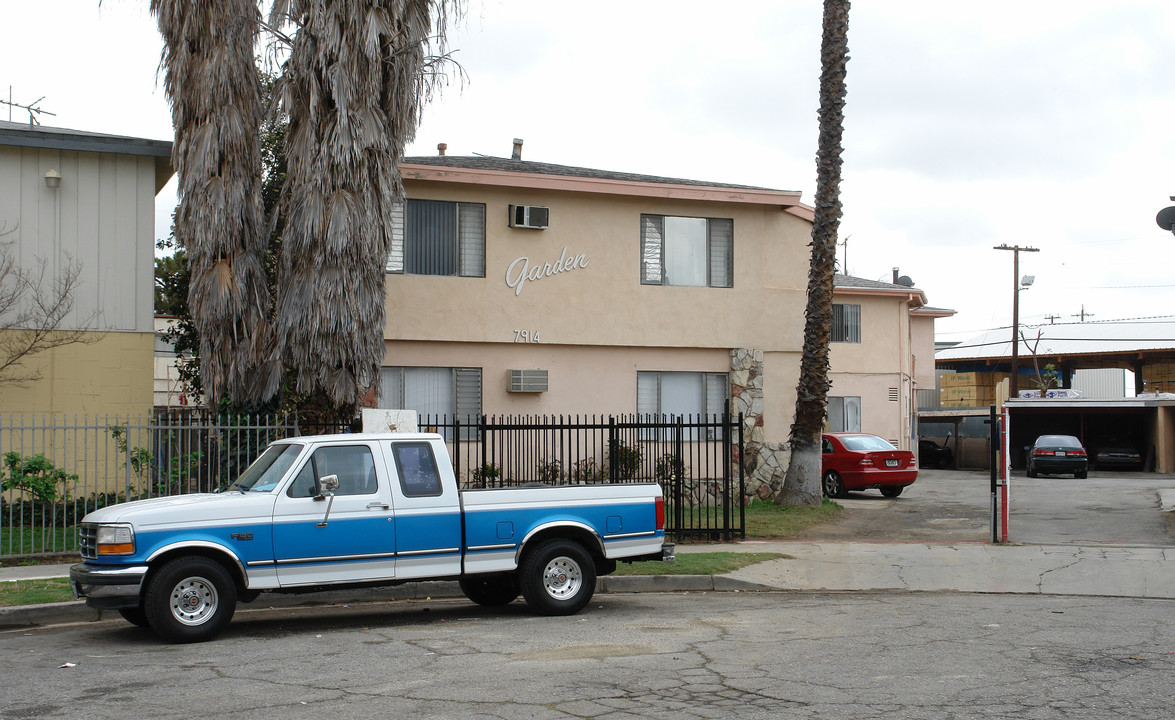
821,433 -> 918,498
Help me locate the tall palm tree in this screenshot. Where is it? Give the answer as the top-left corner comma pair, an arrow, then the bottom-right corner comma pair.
269,0 -> 455,414
777,0 -> 851,507
151,0 -> 279,408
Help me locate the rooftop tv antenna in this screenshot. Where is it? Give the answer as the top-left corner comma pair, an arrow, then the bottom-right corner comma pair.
2,87 -> 56,126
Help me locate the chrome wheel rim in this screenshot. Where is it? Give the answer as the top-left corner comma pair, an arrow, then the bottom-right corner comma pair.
169,576 -> 218,626
541,556 -> 582,600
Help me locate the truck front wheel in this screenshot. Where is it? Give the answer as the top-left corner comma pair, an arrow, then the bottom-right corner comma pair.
519,539 -> 596,616
143,556 -> 237,643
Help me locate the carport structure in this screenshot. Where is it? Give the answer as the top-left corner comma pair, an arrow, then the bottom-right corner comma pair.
1005,396 -> 1175,472
936,318 -> 1175,394
934,318 -> 1175,471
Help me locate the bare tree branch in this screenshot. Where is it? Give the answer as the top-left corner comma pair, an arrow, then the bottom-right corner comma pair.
0,242 -> 103,387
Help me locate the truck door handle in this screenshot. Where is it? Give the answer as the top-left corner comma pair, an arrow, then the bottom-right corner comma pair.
367,502 -> 390,510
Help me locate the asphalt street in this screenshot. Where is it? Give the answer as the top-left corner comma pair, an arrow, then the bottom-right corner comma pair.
3,590 -> 1174,719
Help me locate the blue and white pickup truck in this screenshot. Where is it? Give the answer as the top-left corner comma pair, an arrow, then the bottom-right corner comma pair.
70,433 -> 673,642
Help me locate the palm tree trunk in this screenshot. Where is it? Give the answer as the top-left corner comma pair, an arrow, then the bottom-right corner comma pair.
777,0 -> 851,506
151,0 -> 278,408
272,0 -> 442,414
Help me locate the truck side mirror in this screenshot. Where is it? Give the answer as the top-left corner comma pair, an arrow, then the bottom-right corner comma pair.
315,475 -> 340,527
317,474 -> 340,495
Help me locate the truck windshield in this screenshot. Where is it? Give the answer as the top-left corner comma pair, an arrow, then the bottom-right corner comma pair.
227,444 -> 303,493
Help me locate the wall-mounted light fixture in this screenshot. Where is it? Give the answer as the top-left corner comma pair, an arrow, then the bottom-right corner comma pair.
44,169 -> 61,189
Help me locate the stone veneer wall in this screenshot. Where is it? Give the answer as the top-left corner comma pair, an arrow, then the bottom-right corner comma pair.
730,348 -> 790,501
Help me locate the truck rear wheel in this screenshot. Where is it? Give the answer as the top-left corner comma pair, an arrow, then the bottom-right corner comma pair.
459,574 -> 520,606
144,556 -> 236,643
520,539 -> 596,616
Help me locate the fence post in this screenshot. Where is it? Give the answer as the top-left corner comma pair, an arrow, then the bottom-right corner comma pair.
611,415 -> 620,483
737,411 -> 745,539
674,415 -> 684,537
454,415 -> 461,476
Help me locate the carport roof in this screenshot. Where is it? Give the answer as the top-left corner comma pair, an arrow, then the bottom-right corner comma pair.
937,318 -> 1175,366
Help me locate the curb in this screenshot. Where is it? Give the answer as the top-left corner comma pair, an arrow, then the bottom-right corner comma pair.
0,575 -> 771,632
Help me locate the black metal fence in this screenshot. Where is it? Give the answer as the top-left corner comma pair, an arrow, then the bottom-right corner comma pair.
0,410 -> 743,558
426,412 -> 745,541
0,412 -> 350,557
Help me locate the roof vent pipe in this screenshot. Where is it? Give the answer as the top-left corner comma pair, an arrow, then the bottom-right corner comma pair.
437,143 -> 447,156
892,267 -> 899,284
512,138 -> 523,160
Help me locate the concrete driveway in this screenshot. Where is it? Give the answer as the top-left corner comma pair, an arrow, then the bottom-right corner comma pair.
785,468 -> 1175,547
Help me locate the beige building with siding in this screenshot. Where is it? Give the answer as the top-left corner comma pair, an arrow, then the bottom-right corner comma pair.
0,121 -> 172,419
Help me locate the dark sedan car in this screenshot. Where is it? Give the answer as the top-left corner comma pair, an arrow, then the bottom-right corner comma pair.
1090,440 -> 1143,470
1026,434 -> 1088,478
821,433 -> 917,498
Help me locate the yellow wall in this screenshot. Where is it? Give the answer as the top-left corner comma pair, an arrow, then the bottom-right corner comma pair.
0,330 -> 155,419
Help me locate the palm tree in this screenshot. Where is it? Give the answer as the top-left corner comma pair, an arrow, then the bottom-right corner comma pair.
777,0 -> 851,507
150,0 -> 279,408
269,0 -> 456,415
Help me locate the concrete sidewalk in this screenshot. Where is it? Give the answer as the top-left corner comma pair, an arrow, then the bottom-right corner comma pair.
4,540 -> 1174,632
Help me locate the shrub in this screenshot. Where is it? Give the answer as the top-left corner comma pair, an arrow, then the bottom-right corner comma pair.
536,459 -> 562,484
569,458 -> 603,483
609,441 -> 642,481
1,452 -> 78,504
470,463 -> 501,488
655,453 -> 687,483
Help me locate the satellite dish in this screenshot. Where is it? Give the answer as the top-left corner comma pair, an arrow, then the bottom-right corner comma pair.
896,275 -> 914,287
1156,206 -> 1175,232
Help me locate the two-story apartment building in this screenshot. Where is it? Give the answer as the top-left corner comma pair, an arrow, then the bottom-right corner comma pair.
828,275 -> 953,448
380,150 -> 947,489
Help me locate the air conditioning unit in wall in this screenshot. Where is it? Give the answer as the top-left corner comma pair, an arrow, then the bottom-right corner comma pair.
509,205 -> 550,230
508,369 -> 548,393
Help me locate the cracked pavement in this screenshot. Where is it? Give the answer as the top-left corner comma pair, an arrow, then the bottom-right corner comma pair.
4,591 -> 1174,719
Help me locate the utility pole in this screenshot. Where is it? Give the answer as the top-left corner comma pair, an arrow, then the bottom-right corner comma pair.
1072,305 -> 1094,322
1044,314 -> 1061,324
994,244 -> 1040,397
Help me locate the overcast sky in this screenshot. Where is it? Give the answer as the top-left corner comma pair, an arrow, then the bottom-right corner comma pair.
4,0 -> 1174,341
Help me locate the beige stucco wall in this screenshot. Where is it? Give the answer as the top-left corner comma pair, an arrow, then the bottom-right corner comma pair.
382,341 -> 740,418
828,292 -> 915,449
0,330 -> 155,418
386,181 -> 811,352
910,315 -> 938,390
382,179 -> 815,446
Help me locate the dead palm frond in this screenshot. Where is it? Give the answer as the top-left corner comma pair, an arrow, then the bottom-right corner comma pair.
151,0 -> 279,407
270,0 -> 459,413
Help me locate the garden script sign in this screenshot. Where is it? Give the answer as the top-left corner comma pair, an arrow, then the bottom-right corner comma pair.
505,246 -> 590,296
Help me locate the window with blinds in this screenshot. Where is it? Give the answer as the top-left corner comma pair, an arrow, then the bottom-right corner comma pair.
640,215 -> 733,288
827,396 -> 861,432
386,200 -> 485,277
636,370 -> 729,440
831,303 -> 861,343
378,366 -> 482,439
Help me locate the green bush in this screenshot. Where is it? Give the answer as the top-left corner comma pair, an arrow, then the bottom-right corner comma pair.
470,463 -> 501,488
1,452 -> 78,504
536,459 -> 562,484
609,441 -> 642,481
569,458 -> 603,483
654,453 -> 687,483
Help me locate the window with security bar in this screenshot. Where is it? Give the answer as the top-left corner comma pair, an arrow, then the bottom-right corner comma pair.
831,303 -> 861,343
386,199 -> 485,277
640,215 -> 733,288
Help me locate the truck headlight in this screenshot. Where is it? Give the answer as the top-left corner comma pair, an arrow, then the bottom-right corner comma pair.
95,525 -> 135,555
